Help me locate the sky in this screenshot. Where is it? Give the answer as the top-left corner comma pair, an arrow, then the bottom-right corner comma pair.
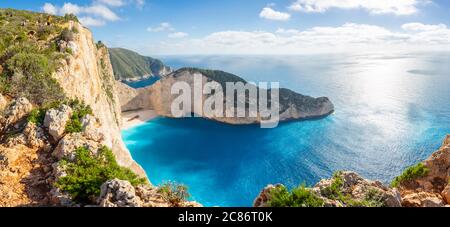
1,0 -> 450,55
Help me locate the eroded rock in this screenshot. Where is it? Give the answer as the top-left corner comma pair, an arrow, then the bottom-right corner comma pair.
98,179 -> 142,207
441,185 -> 450,204
253,184 -> 283,207
0,97 -> 33,130
44,104 -> 73,141
53,133 -> 100,161
0,93 -> 7,110
23,122 -> 49,149
402,192 -> 445,207
81,115 -> 104,142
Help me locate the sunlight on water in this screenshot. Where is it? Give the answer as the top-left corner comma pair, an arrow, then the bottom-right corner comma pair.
123,52 -> 450,207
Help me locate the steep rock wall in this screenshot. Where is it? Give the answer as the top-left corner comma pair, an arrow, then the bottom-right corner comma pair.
52,22 -> 145,177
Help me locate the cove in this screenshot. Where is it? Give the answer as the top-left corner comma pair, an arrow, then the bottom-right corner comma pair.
122,53 -> 450,207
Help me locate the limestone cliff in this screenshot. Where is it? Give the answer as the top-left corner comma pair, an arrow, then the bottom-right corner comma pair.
51,21 -> 145,177
117,68 -> 334,125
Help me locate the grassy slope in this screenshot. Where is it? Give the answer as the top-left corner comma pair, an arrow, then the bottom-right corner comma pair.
109,48 -> 169,80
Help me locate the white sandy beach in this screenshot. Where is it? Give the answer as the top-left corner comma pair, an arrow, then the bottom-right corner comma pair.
121,109 -> 159,130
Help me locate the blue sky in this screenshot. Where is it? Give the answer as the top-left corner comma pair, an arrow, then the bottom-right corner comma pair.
2,0 -> 450,55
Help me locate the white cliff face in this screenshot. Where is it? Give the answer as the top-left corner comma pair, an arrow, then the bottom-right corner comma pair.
51,22 -> 145,177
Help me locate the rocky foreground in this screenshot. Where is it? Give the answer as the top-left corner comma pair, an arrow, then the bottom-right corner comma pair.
0,95 -> 200,207
254,135 -> 450,207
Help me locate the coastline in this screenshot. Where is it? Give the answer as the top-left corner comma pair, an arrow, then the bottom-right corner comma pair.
121,109 -> 159,130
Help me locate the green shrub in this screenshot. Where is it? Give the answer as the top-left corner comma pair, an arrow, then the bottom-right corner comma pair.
319,172 -> 385,207
359,188 -> 386,207
267,184 -> 324,207
391,163 -> 429,188
36,26 -> 52,41
64,99 -> 93,133
60,28 -> 74,42
63,13 -> 79,22
320,172 -> 344,199
158,182 -> 190,207
65,47 -> 73,55
55,146 -> 146,204
27,108 -> 46,125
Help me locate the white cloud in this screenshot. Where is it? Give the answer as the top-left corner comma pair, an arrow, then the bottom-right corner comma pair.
259,7 -> 291,21
83,4 -> 120,21
60,2 -> 81,15
41,1 -> 122,27
289,0 -> 429,15
42,3 -> 58,15
147,22 -> 175,32
168,32 -> 189,38
79,16 -> 106,26
402,22 -> 447,31
148,22 -> 450,54
276,28 -> 301,35
96,0 -> 125,7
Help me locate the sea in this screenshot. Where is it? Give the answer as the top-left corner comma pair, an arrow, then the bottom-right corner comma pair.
122,52 -> 450,207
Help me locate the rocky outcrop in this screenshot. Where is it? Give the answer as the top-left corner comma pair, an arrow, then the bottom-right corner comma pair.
254,171 -> 401,207
98,179 -> 202,207
0,97 -> 33,131
253,184 -> 282,207
98,179 -> 141,207
80,115 -> 104,142
116,68 -> 334,125
402,192 -> 445,207
53,133 -> 100,161
394,135 -> 450,207
115,81 -> 139,112
0,94 -> 7,110
44,105 -> 72,141
255,135 -> 450,207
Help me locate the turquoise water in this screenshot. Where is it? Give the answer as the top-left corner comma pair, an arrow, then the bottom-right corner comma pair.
122,53 -> 450,207
123,76 -> 160,88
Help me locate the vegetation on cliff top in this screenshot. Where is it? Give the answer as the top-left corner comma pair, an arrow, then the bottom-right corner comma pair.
0,9 -> 78,106
109,47 -> 170,80
267,184 -> 324,207
56,146 -> 146,204
64,99 -> 93,133
320,172 -> 386,207
158,181 -> 190,207
391,163 -> 429,188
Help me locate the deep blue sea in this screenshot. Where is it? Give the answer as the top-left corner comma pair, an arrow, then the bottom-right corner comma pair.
122,52 -> 450,207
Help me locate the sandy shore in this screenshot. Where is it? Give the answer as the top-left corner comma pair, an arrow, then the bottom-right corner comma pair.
121,109 -> 159,130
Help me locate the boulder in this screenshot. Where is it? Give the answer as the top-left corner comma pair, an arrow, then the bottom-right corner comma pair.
402,192 -> 445,207
441,185 -> 450,204
48,187 -> 76,207
53,133 -> 100,161
44,105 -> 73,141
1,97 -> 33,130
0,93 -> 7,110
81,115 -> 104,142
98,179 -> 142,207
23,122 -> 49,149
